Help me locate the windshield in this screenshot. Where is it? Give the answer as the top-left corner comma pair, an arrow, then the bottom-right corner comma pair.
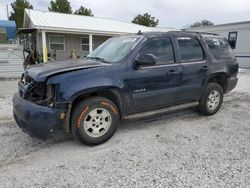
88,36 -> 142,63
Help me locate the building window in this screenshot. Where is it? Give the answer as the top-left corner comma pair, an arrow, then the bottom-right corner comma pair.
228,32 -> 237,49
81,36 -> 89,52
177,37 -> 204,62
49,35 -> 65,51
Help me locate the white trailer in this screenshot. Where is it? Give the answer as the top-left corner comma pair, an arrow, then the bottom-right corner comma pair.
188,21 -> 250,68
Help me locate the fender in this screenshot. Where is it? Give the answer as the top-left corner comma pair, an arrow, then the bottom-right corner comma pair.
46,65 -> 127,133
64,85 -> 124,134
46,64 -> 127,102
199,71 -> 228,100
205,72 -> 228,84
67,78 -> 124,103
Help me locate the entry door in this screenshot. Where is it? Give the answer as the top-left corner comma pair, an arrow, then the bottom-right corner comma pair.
176,36 -> 210,102
126,37 -> 182,113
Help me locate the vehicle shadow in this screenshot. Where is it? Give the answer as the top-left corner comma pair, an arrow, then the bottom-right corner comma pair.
119,107 -> 202,131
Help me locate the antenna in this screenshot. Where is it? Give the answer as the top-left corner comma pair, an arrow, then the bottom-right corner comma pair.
6,5 -> 9,19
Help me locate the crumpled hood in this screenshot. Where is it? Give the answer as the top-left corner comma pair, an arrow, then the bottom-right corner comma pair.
25,59 -> 109,82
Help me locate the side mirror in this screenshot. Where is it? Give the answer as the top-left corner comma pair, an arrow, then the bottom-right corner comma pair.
134,54 -> 156,67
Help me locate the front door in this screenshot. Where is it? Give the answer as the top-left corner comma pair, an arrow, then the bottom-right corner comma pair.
125,37 -> 182,113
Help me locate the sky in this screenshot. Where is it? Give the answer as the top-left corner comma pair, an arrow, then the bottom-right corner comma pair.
0,0 -> 250,28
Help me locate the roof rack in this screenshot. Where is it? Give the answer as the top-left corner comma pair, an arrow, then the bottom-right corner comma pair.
181,29 -> 219,36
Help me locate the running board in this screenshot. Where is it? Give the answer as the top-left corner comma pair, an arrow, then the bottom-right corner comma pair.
123,102 -> 199,120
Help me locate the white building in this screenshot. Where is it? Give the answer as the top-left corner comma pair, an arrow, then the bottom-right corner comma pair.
188,21 -> 250,68
23,9 -> 174,62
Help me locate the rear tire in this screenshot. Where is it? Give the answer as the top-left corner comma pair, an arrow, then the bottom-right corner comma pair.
71,97 -> 119,145
198,83 -> 223,115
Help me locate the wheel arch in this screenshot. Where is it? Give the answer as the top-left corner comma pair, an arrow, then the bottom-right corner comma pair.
205,72 -> 228,93
67,87 -> 123,133
71,87 -> 123,114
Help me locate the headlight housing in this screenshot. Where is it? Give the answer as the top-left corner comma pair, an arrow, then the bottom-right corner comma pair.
45,84 -> 56,107
28,83 -> 58,107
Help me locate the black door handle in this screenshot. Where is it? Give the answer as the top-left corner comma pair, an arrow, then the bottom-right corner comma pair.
201,65 -> 210,71
168,69 -> 179,75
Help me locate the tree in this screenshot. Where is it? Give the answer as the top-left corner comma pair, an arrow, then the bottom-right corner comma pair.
74,6 -> 93,16
132,13 -> 159,27
9,0 -> 33,28
48,0 -> 72,14
190,19 -> 214,28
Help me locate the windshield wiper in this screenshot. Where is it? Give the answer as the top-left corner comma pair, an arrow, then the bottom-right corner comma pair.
88,56 -> 110,64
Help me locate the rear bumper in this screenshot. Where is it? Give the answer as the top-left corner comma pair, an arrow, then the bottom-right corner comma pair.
225,76 -> 238,93
12,93 -> 62,140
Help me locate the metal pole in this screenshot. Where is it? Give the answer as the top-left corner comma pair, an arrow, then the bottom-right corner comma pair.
42,30 -> 48,63
6,5 -> 9,19
89,34 -> 93,53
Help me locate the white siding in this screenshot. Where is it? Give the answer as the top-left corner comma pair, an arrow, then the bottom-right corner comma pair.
37,33 -> 111,61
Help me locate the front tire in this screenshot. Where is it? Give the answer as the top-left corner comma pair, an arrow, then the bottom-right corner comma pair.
71,97 -> 119,145
198,83 -> 224,115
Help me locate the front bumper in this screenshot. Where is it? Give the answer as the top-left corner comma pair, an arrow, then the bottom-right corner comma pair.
225,76 -> 238,93
13,93 -> 62,140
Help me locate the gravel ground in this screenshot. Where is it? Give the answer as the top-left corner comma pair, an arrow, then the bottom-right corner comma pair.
0,71 -> 249,187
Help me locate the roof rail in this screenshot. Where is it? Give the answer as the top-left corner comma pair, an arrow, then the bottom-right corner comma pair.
137,30 -> 143,35
181,29 -> 219,36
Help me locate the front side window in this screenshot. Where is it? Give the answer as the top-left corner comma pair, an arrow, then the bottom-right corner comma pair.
49,35 -> 65,51
228,32 -> 237,49
205,37 -> 235,60
178,37 -> 204,62
88,36 -> 142,63
139,37 -> 175,65
81,36 -> 89,52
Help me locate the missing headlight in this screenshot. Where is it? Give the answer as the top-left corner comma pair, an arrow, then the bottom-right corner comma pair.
46,84 -> 55,107
28,83 -> 57,107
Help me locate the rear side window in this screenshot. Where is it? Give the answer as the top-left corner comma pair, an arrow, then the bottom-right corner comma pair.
139,38 -> 175,65
205,37 -> 235,60
178,37 -> 204,62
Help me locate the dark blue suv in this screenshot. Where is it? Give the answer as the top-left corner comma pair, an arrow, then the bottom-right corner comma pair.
13,31 -> 239,145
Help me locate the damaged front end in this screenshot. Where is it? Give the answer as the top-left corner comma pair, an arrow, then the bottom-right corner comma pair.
13,73 -> 67,140
19,74 -> 57,107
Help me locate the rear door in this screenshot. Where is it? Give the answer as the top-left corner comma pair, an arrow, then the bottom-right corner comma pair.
176,36 -> 210,102
125,37 -> 182,113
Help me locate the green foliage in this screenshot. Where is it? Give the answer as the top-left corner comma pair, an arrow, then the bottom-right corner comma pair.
74,6 -> 93,16
48,0 -> 72,14
132,13 -> 159,27
0,28 -> 7,44
190,20 -> 214,28
9,0 -> 33,28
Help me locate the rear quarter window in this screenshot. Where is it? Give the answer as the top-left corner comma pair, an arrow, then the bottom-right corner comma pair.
205,37 -> 235,60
